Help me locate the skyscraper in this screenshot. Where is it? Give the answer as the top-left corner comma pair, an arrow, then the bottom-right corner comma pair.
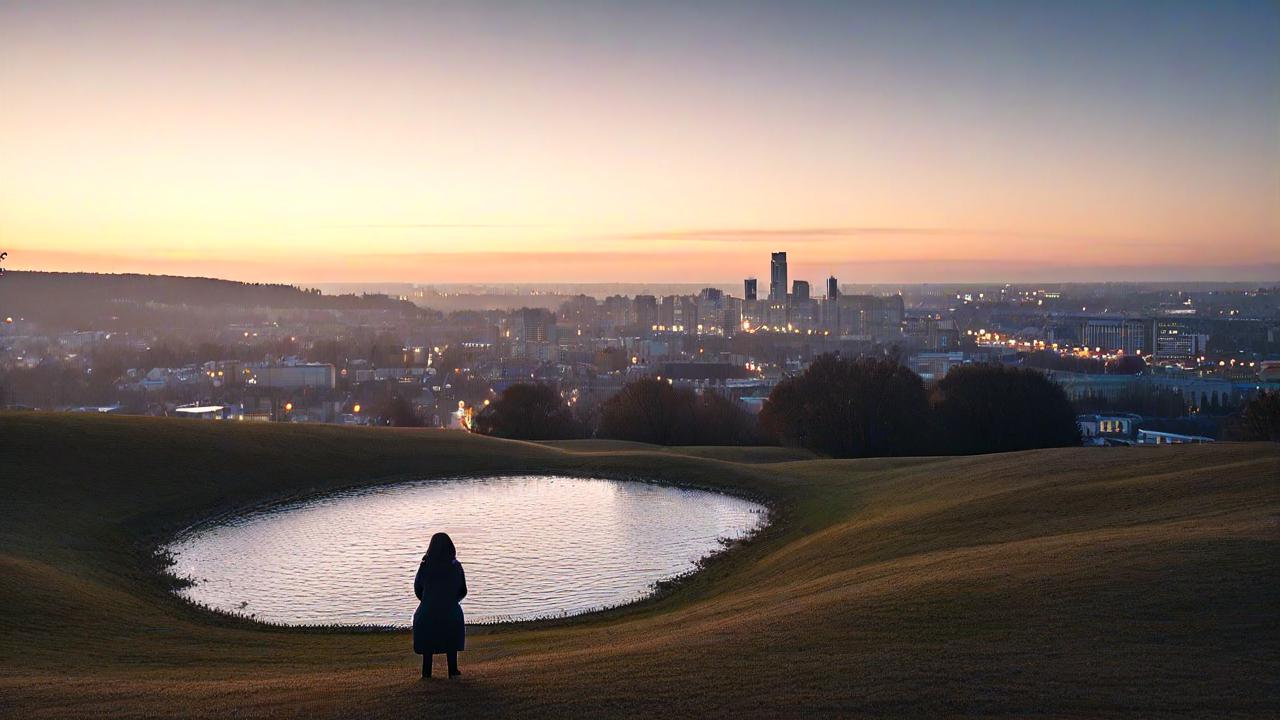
769,252 -> 788,303
744,277 -> 757,301
827,275 -> 839,299
791,280 -> 810,303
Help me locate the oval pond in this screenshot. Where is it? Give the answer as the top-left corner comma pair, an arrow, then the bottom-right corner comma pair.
164,475 -> 767,625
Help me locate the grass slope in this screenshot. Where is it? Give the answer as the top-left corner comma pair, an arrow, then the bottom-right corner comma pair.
1,412 -> 1277,718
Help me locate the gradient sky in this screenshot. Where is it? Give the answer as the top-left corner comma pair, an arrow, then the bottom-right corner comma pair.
2,0 -> 1277,284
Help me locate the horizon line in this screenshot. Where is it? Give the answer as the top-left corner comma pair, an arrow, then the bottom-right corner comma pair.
4,267 -> 1279,289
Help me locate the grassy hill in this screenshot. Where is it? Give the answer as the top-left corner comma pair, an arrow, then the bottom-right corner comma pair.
0,412 -> 1276,718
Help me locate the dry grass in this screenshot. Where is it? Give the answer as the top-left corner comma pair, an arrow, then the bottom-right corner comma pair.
1,412 -> 1276,718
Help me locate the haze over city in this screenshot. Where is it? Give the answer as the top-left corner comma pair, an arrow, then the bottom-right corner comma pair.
2,0 -> 1277,284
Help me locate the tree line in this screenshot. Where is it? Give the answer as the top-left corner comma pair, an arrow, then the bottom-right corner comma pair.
474,354 -> 1089,456
473,378 -> 761,445
471,354 -> 1280,454
760,355 -> 1081,456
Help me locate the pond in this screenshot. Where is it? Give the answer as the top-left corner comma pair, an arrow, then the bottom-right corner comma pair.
164,475 -> 767,626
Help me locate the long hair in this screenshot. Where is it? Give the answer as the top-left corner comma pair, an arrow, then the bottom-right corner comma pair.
423,532 -> 457,570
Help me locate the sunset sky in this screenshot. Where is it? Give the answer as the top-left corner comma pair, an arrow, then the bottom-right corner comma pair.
1,1 -> 1277,284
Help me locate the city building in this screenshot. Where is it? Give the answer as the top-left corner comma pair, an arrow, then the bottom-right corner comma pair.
1079,317 -> 1148,355
834,295 -> 905,339
787,281 -> 815,329
512,308 -> 554,343
904,315 -> 959,351
1153,319 -> 1209,362
246,363 -> 336,389
908,351 -> 966,381
602,295 -> 632,329
1136,429 -> 1214,445
502,308 -> 558,359
769,252 -> 788,303
1077,413 -> 1141,443
634,294 -> 657,331
697,288 -> 726,334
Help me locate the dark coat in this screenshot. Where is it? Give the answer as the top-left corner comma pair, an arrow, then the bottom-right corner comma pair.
412,559 -> 467,654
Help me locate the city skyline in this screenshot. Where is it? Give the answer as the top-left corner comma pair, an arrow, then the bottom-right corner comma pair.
2,1 -> 1278,284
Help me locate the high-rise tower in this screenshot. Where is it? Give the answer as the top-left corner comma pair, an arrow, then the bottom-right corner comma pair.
769,252 -> 788,303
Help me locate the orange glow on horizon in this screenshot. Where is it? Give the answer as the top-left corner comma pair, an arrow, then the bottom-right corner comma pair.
1,3 -> 1276,284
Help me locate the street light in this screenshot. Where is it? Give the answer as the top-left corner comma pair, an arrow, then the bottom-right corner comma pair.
353,404 -> 361,413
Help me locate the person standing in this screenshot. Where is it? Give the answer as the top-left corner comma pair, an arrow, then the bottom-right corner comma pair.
413,532 -> 467,678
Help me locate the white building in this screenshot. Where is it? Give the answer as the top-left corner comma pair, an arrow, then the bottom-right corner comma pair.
1136,429 -> 1214,445
174,404 -> 231,420
1077,413 -> 1140,443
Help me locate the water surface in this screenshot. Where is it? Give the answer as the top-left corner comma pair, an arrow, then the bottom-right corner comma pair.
165,475 -> 766,625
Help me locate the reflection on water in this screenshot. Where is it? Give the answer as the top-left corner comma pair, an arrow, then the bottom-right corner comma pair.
165,475 -> 767,626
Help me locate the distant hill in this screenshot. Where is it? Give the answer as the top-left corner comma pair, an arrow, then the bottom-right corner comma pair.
0,271 -> 429,329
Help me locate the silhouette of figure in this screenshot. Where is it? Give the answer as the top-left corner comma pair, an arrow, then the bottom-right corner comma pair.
413,532 -> 467,678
